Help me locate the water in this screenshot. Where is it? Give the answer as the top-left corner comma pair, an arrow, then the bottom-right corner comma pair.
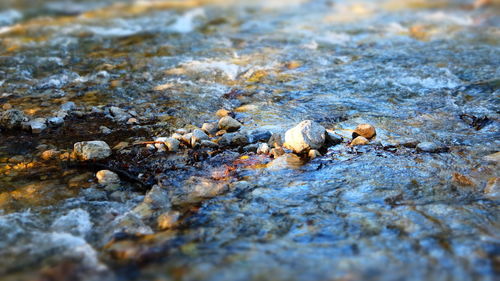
0,0 -> 499,280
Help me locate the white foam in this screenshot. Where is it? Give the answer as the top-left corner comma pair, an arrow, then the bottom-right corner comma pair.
52,208 -> 93,237
168,8 -> 205,33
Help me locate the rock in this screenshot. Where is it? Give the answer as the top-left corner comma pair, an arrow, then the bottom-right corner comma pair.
175,128 -> 188,135
268,133 -> 284,148
2,103 -> 12,110
352,124 -> 376,139
483,152 -> 500,164
270,147 -> 285,158
484,177 -> 499,199
171,177 -> 228,205
200,140 -> 218,148
108,106 -> 130,121
248,130 -> 272,143
267,154 -> 304,170
0,109 -> 29,129
100,126 -> 112,134
73,141 -> 112,161
351,136 -> 369,146
127,117 -> 138,124
215,109 -> 231,118
201,122 -> 218,135
325,130 -> 342,146
41,149 -> 61,161
47,117 -> 64,127
218,132 -> 249,147
218,116 -> 242,132
216,130 -> 226,136
60,101 -> 76,111
154,137 -> 169,152
257,143 -> 270,154
96,170 -> 120,186
191,129 -> 209,145
67,172 -> 93,188
308,149 -> 322,159
242,143 -> 259,153
29,118 -> 47,133
133,185 -> 171,220
165,137 -> 180,152
416,142 -> 446,153
400,138 -> 419,148
157,211 -> 181,230
171,133 -> 183,141
55,110 -> 69,119
452,172 -> 475,187
113,142 -> 129,151
284,120 -> 326,154
181,133 -> 193,145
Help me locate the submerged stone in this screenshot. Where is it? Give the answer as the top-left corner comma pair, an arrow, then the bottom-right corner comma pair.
0,109 -> 29,130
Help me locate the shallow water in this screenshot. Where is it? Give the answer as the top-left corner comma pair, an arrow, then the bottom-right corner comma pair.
0,0 -> 499,280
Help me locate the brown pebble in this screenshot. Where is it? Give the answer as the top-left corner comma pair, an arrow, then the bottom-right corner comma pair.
351,136 -> 369,146
452,173 -> 475,187
2,103 -> 12,110
41,150 -> 61,161
353,124 -> 376,139
308,149 -> 322,159
215,109 -> 231,118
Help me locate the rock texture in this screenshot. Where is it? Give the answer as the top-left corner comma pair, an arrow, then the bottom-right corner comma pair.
284,120 -> 325,154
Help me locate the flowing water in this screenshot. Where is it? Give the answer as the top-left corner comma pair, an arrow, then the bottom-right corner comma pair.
0,0 -> 499,280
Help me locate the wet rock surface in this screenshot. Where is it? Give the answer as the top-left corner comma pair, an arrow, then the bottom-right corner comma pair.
0,0 -> 499,281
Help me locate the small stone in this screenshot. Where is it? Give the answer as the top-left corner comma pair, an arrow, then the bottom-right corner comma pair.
218,132 -> 249,147
60,101 -> 76,111
96,170 -> 120,187
270,147 -> 285,158
400,138 -> 419,148
29,118 -> 47,133
47,117 -> 64,127
452,173 -> 475,187
325,131 -> 342,146
352,124 -> 376,139
0,109 -> 29,129
268,133 -> 283,148
73,141 -> 112,161
108,106 -> 130,121
153,137 -> 169,152
257,143 -> 270,154
218,116 -> 242,132
191,129 -> 209,146
181,133 -> 193,145
165,137 -> 180,152
284,120 -> 326,154
2,103 -> 12,110
201,122 -> 218,135
175,128 -> 188,135
484,177 -> 499,199
127,117 -> 138,124
215,109 -> 231,118
41,149 -> 61,161
483,152 -> 500,164
248,130 -> 272,143
416,142 -> 446,153
54,110 -> 68,119
351,136 -> 369,146
216,130 -> 226,136
308,149 -> 322,159
157,211 -> 181,230
113,142 -> 129,151
242,143 -> 259,153
8,155 -> 24,163
200,140 -> 218,148
100,126 -> 112,135
171,133 -> 183,141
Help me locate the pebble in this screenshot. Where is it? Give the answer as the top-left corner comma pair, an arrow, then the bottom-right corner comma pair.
29,118 -> 47,133
2,103 -> 12,110
100,126 -> 112,135
257,143 -> 270,154
416,142 -> 446,153
242,143 -> 259,153
484,177 -> 499,199
325,130 -> 342,146
181,133 -> 193,145
351,136 -> 369,146
175,128 -> 188,135
73,140 -> 112,161
0,109 -> 29,129
400,138 -> 419,148
284,120 -> 326,154
47,117 -> 64,127
154,137 -> 169,152
165,137 -> 180,152
108,106 -> 130,121
127,117 -> 138,125
191,129 -> 210,145
96,170 -> 120,187
215,109 -> 231,118
218,132 -> 249,147
60,101 -> 76,111
171,132 -> 183,141
201,122 -> 218,135
200,140 -> 218,148
248,130 -> 272,143
41,149 -> 61,161
308,149 -> 322,159
352,124 -> 376,139
218,116 -> 242,132
157,211 -> 181,230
